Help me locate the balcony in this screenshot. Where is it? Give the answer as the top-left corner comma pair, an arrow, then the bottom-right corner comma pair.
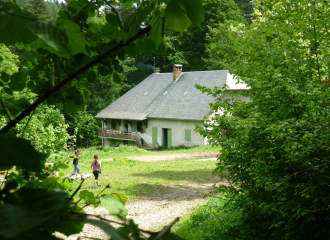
98,129 -> 138,140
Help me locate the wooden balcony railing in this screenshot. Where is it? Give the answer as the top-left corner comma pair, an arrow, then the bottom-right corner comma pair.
98,129 -> 138,140
98,129 -> 152,148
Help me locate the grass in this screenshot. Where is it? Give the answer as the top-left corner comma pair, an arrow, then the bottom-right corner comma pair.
61,157 -> 218,200
173,197 -> 243,240
51,144 -> 220,163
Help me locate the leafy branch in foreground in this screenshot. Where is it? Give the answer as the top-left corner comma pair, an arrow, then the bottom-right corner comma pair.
0,0 -> 205,239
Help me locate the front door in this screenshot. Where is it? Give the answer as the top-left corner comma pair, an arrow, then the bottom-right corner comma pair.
162,128 -> 172,149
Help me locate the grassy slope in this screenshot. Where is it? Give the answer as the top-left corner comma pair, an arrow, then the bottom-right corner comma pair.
57,145 -> 220,200
174,197 -> 242,240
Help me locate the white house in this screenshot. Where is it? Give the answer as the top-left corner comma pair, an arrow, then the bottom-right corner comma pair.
95,65 -> 250,149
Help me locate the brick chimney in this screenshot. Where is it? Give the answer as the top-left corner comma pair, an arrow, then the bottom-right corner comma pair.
173,64 -> 183,81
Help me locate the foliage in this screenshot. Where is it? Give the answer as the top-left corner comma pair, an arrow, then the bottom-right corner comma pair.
204,20 -> 240,70
27,0 -> 49,17
175,197 -> 242,240
0,44 -> 19,74
0,0 -> 205,238
65,111 -> 101,148
137,0 -> 244,72
196,0 -> 330,239
84,57 -> 138,112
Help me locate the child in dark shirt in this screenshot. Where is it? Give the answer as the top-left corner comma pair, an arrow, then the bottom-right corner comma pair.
70,149 -> 82,177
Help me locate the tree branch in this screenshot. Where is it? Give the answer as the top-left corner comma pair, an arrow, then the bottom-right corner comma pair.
271,163 -> 329,191
0,98 -> 12,122
0,25 -> 151,133
20,108 -> 36,138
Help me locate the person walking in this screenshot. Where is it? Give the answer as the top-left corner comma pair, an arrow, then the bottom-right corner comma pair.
91,154 -> 102,189
70,149 -> 82,178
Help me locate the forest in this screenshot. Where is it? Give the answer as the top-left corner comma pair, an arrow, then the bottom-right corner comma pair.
1,0 -> 330,239
1,0 -> 251,149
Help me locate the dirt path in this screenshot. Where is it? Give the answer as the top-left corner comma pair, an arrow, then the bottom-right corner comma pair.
103,152 -> 219,162
56,152 -> 222,240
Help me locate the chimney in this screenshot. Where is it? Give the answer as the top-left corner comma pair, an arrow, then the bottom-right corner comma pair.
155,67 -> 160,73
173,64 -> 183,81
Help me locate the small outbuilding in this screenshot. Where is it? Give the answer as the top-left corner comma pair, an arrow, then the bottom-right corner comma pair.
95,65 -> 250,149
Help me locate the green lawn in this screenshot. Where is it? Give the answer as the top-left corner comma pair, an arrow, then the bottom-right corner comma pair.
56,144 -> 220,164
63,157 -> 218,200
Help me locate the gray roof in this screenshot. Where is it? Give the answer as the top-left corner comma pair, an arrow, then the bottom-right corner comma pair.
95,70 -> 234,121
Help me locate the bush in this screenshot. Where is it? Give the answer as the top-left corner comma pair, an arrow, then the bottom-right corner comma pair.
175,197 -> 242,240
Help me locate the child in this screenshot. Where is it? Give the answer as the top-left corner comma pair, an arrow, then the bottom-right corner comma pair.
70,149 -> 82,178
91,154 -> 102,189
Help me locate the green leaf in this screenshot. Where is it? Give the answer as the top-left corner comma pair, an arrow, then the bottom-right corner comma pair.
123,1 -> 133,9
63,99 -> 85,114
3,87 -> 13,95
164,0 -> 191,34
0,188 -> 68,238
0,56 -> 3,62
28,69 -> 39,79
28,19 -> 70,57
138,39 -> 156,55
43,217 -> 84,237
101,23 -> 117,37
84,218 -> 130,240
0,3 -> 38,46
154,42 -> 165,54
113,72 -> 121,84
55,163 -> 69,169
1,72 -> 10,82
57,18 -> 89,56
23,54 -> 36,61
68,0 -> 89,13
128,42 -> 138,56
182,0 -> 204,28
111,193 -> 128,205
0,134 -> 49,172
87,71 -> 97,83
8,72 -> 26,91
98,66 -> 108,77
79,190 -> 95,204
151,13 -> 163,47
22,61 -> 33,68
114,65 -> 124,73
100,194 -> 128,220
118,49 -> 127,61
106,14 -> 120,27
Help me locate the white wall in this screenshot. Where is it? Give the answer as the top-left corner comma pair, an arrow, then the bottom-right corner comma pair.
145,118 -> 204,147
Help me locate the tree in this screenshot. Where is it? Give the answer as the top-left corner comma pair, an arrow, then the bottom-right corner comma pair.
0,0 -> 205,239
65,111 -> 100,148
197,0 -> 330,239
137,0 -> 244,72
27,0 -> 49,17
233,0 -> 253,23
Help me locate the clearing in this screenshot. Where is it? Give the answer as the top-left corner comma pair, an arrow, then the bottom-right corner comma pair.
56,148 -> 223,240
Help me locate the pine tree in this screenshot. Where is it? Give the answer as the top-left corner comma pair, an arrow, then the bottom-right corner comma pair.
27,0 -> 49,17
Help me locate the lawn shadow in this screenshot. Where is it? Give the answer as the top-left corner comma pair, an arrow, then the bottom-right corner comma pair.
130,169 -> 216,183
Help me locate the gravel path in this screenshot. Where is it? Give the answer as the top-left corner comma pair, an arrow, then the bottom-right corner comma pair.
55,152 -> 222,240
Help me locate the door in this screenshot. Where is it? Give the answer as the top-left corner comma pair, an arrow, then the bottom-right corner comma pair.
162,128 -> 172,149
152,127 -> 157,148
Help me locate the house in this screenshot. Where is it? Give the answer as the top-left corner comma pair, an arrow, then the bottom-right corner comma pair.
95,65 -> 251,149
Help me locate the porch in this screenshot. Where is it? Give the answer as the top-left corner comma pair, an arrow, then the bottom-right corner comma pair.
98,129 -> 152,149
